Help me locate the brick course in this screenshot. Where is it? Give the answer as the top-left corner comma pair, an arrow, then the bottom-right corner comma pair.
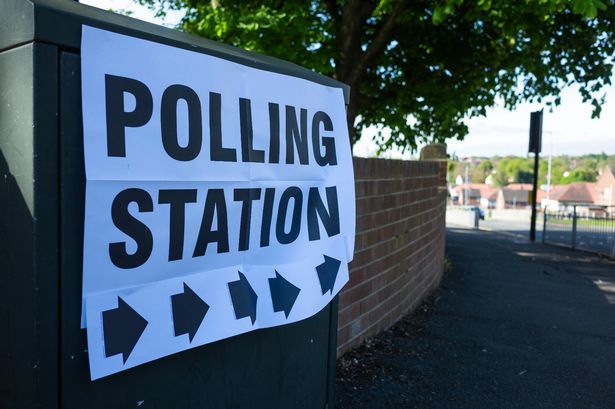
337,157 -> 447,355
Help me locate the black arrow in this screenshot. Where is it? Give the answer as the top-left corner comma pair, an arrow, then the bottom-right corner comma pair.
102,297 -> 148,364
316,255 -> 341,295
228,271 -> 258,325
268,270 -> 300,318
171,283 -> 209,342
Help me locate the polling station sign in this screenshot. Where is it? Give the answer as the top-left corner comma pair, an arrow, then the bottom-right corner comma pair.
80,26 -> 355,380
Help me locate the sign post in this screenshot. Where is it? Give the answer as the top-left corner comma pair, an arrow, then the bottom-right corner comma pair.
529,110 -> 543,242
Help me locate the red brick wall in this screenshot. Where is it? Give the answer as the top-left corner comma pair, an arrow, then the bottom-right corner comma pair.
337,157 -> 447,355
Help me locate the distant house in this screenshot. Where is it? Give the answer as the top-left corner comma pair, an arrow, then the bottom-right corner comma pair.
539,167 -> 614,215
451,184 -> 481,205
506,183 -> 532,191
452,168 -> 615,214
451,183 -> 495,206
500,183 -> 532,209
496,189 -> 529,209
537,185 -> 558,204
594,166 -> 615,210
541,182 -> 596,213
480,189 -> 498,209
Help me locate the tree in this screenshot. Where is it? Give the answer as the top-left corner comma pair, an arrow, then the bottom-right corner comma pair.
469,166 -> 487,184
493,170 -> 509,187
447,161 -> 458,184
139,0 -> 615,150
548,156 -> 571,184
479,160 -> 494,174
562,167 -> 598,182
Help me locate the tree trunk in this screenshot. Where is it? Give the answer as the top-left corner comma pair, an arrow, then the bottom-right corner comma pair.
331,0 -> 409,146
346,89 -> 359,145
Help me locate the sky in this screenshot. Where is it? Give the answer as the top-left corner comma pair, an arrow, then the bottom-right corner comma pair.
80,0 -> 615,159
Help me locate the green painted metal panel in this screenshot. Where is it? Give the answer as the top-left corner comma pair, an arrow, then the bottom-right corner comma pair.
59,50 -> 337,408
1,0 -> 345,407
0,0 -> 350,103
0,42 -> 59,409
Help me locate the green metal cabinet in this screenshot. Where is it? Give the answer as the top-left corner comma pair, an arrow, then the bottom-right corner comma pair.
0,1 -> 348,408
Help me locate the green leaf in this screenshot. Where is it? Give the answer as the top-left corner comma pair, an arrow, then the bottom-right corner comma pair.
137,0 -> 615,152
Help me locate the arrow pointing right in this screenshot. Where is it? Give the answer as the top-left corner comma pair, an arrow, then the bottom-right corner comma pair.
268,270 -> 300,318
171,283 -> 209,342
102,297 -> 148,364
316,255 -> 341,295
228,271 -> 258,325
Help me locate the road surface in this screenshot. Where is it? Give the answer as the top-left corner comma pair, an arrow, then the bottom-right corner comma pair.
479,217 -> 543,242
336,227 -> 615,408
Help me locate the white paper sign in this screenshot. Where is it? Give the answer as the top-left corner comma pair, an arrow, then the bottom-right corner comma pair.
81,26 -> 355,380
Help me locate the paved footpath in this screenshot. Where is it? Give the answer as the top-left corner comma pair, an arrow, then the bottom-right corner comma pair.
336,228 -> 615,409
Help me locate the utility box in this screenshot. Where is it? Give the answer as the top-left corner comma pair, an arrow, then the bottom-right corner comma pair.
0,1 -> 351,408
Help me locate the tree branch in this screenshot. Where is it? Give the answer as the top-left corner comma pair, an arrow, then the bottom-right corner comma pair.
322,0 -> 339,26
347,0 -> 410,85
336,0 -> 377,80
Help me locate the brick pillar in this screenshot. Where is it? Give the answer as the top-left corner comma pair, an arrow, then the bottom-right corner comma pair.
419,143 -> 447,161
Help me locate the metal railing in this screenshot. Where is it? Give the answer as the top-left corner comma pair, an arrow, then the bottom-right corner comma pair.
543,205 -> 615,258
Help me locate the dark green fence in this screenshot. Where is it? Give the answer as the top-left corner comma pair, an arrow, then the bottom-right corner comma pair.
543,205 -> 615,258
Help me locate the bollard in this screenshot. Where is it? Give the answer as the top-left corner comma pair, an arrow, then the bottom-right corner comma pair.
571,205 -> 578,250
542,208 -> 547,244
